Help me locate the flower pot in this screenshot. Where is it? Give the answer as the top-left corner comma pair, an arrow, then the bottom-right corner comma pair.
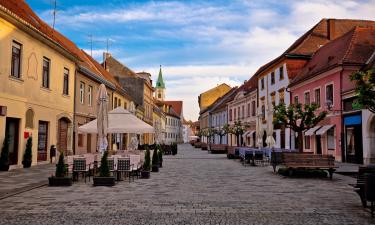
141,170 -> 150,179
22,160 -> 32,168
0,164 -> 10,171
48,176 -> 72,186
93,177 -> 115,186
152,166 -> 159,172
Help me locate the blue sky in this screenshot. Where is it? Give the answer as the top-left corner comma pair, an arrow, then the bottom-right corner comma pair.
26,0 -> 375,120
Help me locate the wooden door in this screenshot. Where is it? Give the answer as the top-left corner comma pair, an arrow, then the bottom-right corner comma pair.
6,118 -> 19,165
37,121 -> 48,161
87,134 -> 91,153
58,119 -> 68,155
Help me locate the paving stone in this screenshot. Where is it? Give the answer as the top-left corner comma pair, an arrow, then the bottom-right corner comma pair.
0,144 -> 373,224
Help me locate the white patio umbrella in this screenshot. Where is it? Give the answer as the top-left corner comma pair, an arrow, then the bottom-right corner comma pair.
78,107 -> 155,134
265,103 -> 276,148
256,113 -> 263,148
97,84 -> 108,154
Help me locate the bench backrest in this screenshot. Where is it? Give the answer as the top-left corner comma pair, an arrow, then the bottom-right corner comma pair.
357,166 -> 375,184
281,153 -> 335,167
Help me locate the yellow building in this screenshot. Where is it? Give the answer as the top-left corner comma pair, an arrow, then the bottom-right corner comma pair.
198,83 -> 231,111
0,1 -> 78,167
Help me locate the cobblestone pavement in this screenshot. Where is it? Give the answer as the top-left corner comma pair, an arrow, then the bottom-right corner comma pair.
0,144 -> 374,225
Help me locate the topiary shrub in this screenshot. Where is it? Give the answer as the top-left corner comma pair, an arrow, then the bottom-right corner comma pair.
0,134 -> 10,171
22,137 -> 32,168
55,152 -> 67,177
152,147 -> 159,170
99,151 -> 110,177
143,147 -> 151,171
171,142 -> 178,155
158,145 -> 163,167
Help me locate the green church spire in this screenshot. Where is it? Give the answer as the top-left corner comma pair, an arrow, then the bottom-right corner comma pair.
156,65 -> 165,89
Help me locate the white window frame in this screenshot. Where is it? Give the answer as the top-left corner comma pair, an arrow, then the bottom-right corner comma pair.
80,82 -> 85,104
88,85 -> 93,106
325,82 -> 334,108
304,90 -> 310,105
314,87 -> 321,109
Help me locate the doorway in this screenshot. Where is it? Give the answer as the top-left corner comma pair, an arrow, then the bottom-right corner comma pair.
58,118 -> 69,155
345,125 -> 363,164
316,135 -> 322,154
6,118 -> 20,165
87,134 -> 92,153
37,121 -> 48,161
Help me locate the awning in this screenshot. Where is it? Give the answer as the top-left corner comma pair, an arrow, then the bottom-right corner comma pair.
304,126 -> 321,136
316,125 -> 334,135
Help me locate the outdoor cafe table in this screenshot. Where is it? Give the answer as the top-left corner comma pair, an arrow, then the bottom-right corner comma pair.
236,147 -> 298,165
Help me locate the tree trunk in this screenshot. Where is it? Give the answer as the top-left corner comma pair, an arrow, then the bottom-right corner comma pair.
219,135 -> 222,144
236,135 -> 240,147
297,130 -> 303,153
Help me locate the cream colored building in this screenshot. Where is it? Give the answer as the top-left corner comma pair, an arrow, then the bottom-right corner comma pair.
0,1 -> 77,167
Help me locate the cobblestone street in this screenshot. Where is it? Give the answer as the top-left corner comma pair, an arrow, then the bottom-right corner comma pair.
0,144 -> 374,225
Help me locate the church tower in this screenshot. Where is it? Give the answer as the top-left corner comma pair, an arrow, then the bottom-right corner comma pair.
155,65 -> 165,101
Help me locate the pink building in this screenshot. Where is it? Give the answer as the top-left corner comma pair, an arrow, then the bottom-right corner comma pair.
289,27 -> 375,163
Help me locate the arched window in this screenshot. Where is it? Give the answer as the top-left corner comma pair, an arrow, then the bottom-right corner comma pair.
25,109 -> 34,128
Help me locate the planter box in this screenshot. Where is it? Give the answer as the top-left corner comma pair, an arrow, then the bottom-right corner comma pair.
0,164 -> 10,171
93,177 -> 115,186
152,166 -> 159,172
49,176 -> 72,186
141,170 -> 150,179
22,160 -> 32,168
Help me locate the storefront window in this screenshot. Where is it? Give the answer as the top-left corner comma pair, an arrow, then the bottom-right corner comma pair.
346,127 -> 355,156
327,127 -> 335,150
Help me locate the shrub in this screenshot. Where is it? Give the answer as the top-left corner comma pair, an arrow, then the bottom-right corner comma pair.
55,152 -> 67,177
143,147 -> 151,171
0,134 -> 10,167
158,145 -> 163,164
171,143 -> 178,155
99,151 -> 110,177
152,147 -> 159,168
23,137 -> 32,163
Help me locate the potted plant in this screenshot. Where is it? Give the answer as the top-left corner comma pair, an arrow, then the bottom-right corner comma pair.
172,142 -> 178,155
48,152 -> 72,186
93,151 -> 115,186
141,148 -> 151,179
158,145 -> 163,168
0,134 -> 10,171
152,147 -> 159,172
22,137 -> 32,168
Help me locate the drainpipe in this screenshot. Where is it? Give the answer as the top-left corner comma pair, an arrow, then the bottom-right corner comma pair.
340,67 -> 345,162
72,68 -> 77,155
285,86 -> 292,149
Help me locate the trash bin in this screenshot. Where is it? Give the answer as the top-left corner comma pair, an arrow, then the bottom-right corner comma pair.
365,173 -> 375,217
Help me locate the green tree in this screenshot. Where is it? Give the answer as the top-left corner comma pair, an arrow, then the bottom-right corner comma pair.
350,68 -> 375,113
152,147 -> 159,168
143,148 -> 151,171
22,137 -> 32,167
215,124 -> 230,144
55,152 -> 67,177
0,134 -> 10,167
230,121 -> 248,147
206,128 -> 215,144
273,103 -> 327,152
99,151 -> 110,177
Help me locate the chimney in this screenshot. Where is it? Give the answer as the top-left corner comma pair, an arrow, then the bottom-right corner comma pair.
327,19 -> 336,40
103,52 -> 111,72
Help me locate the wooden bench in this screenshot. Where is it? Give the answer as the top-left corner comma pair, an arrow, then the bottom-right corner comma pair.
277,153 -> 337,180
201,143 -> 208,150
209,144 -> 227,154
350,166 -> 375,208
194,142 -> 202,148
226,146 -> 237,159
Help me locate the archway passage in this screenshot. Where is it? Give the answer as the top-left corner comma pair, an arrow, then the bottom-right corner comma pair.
58,118 -> 70,156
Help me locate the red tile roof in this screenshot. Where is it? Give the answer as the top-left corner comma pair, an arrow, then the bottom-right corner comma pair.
163,101 -> 183,117
253,19 -> 375,78
290,27 -> 375,86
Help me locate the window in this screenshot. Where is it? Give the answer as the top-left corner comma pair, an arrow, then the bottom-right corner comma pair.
88,86 -> 93,106
242,106 -> 245,119
261,105 -> 265,120
326,84 -> 333,106
261,78 -> 264,90
234,108 -> 237,120
314,88 -> 320,107
42,57 -> 50,88
118,99 -> 121,107
294,96 -> 299,104
78,134 -> 84,147
271,92 -> 276,106
114,97 -> 118,108
304,91 -> 310,105
271,72 -> 275,85
124,102 -> 127,109
80,82 -> 85,104
304,135 -> 310,149
279,66 -> 284,80
63,68 -> 69,95
229,109 -> 232,121
327,127 -> 335,150
247,103 -> 250,117
252,101 -> 256,116
279,89 -> 285,104
237,107 -> 240,119
11,41 -> 22,78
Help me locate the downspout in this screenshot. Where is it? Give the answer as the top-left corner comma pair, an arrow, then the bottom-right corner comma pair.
285,86 -> 292,149
73,68 -> 77,155
340,67 -> 345,162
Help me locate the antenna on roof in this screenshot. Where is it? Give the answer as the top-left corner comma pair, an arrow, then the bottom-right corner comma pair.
52,0 -> 57,30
